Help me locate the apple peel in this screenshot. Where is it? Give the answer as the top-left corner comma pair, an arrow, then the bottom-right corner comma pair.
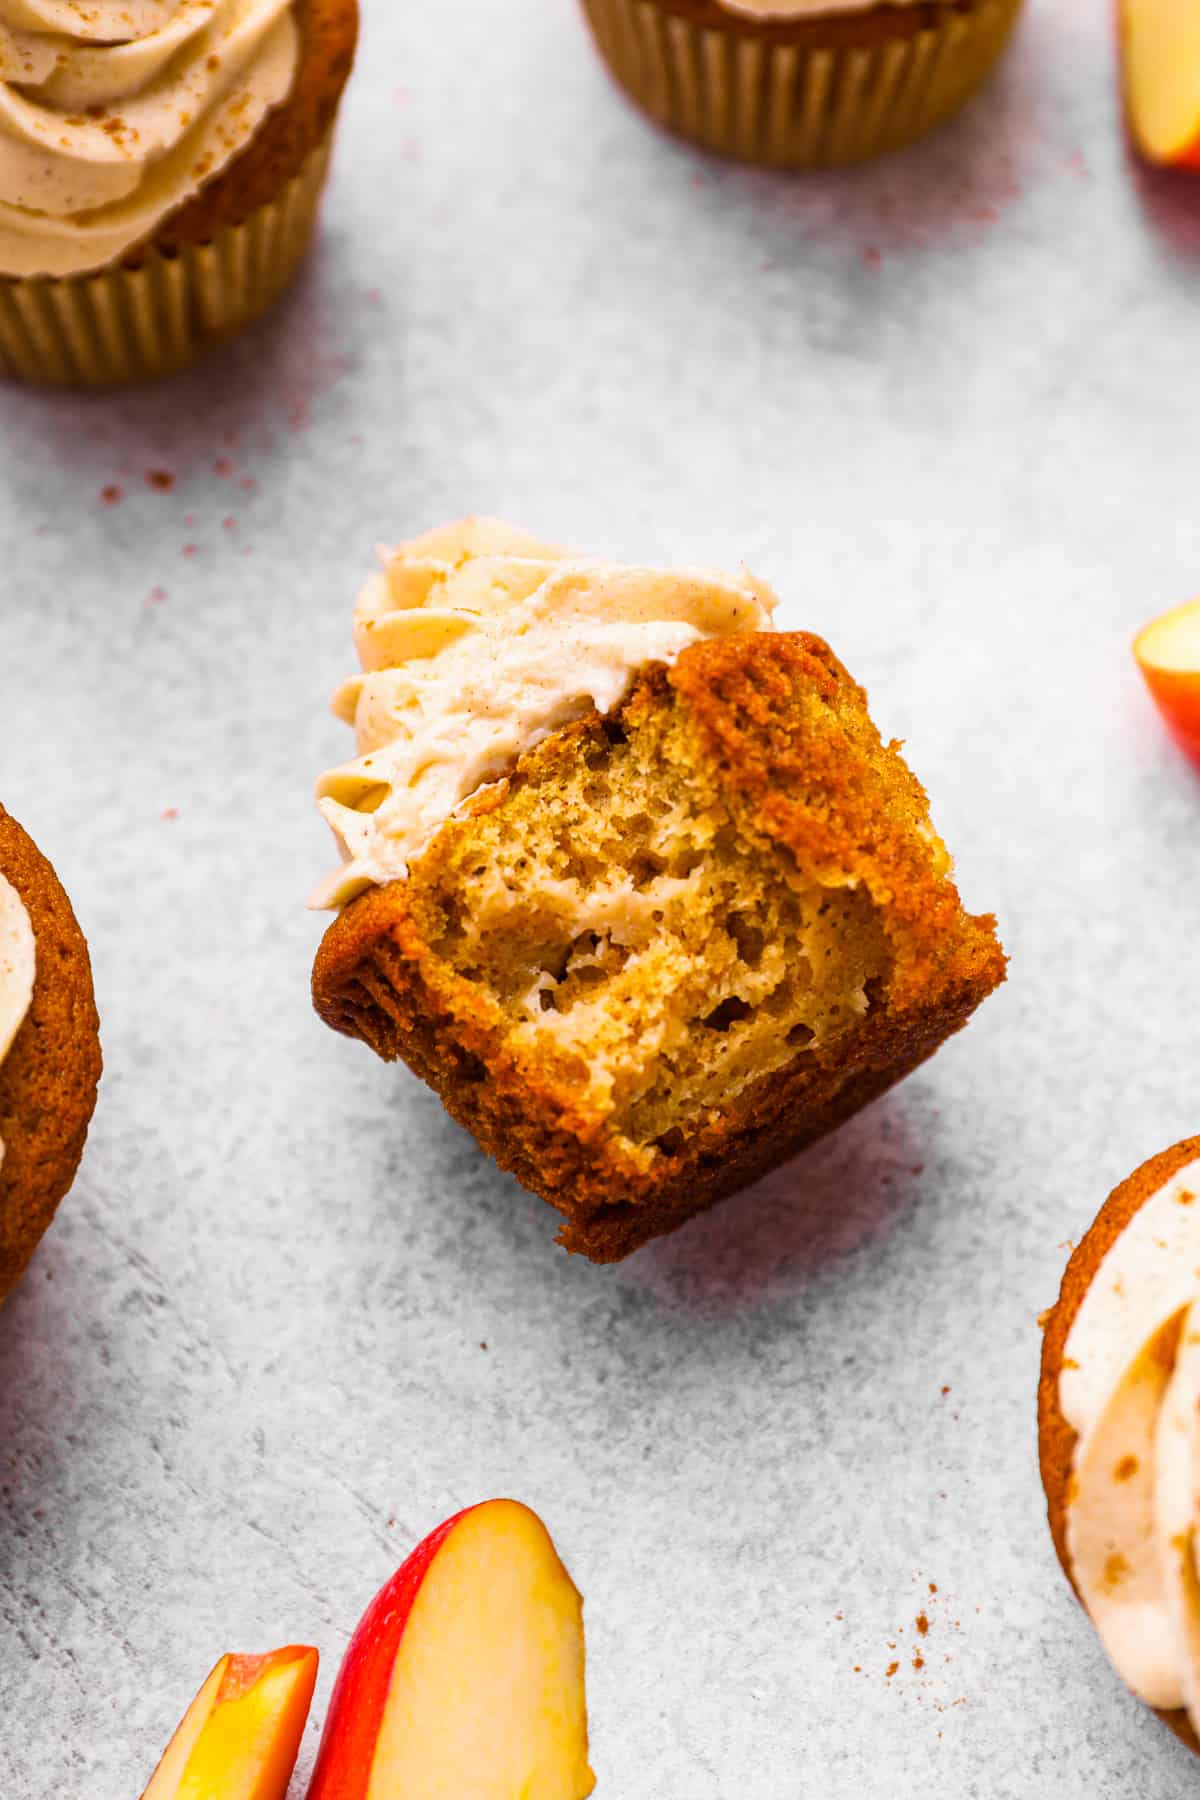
307,1498 -> 596,1800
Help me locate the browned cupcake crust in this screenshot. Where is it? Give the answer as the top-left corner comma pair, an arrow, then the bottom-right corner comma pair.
151,0 -> 360,253
0,808 -> 102,1303
1037,1136 -> 1200,1757
313,631 -> 1005,1263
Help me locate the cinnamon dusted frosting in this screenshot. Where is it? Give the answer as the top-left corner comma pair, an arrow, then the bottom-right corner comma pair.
310,519 -> 777,910
1060,1159 -> 1200,1733
0,873 -> 35,1170
717,0 -> 921,18
0,0 -> 299,279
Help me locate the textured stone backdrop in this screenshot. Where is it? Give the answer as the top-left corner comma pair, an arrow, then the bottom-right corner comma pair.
2,0 -> 1199,1793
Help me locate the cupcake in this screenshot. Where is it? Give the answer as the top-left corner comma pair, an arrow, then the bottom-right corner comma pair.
310,520 -> 1005,1262
0,806 -> 101,1301
0,0 -> 359,387
1039,1137 -> 1200,1752
578,0 -> 1024,166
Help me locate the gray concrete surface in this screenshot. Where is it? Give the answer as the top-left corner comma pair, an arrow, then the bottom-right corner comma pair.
3,0 -> 1200,1793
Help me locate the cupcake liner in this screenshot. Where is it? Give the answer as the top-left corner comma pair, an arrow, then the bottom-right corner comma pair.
580,0 -> 1023,165
0,133 -> 333,389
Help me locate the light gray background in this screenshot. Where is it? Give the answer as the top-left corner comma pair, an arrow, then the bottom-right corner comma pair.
2,1 -> 1198,1794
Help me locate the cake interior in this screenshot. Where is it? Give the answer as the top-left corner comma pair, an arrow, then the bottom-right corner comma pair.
408,690 -> 891,1158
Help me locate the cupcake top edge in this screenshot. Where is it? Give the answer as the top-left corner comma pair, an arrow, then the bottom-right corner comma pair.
0,0 -> 300,278
1058,1152 -> 1200,1736
309,518 -> 778,912
715,0 -> 926,20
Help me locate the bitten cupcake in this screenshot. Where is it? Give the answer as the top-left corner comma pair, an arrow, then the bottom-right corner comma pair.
310,520 -> 1004,1262
578,0 -> 1024,165
1039,1137 -> 1200,1754
0,806 -> 101,1302
0,0 -> 358,387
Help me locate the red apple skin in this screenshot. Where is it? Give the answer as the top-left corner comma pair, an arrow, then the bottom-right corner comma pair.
1139,666 -> 1200,760
305,1509 -> 469,1800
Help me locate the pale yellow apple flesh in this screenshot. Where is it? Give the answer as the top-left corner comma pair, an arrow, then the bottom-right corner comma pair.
1134,598 -> 1200,758
1123,0 -> 1200,165
365,1500 -> 594,1800
141,1645 -> 318,1800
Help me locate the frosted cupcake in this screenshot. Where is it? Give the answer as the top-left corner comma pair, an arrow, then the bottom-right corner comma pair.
310,519 -> 1004,1262
1039,1138 -> 1200,1753
0,806 -> 101,1303
0,0 -> 358,386
577,0 -> 1024,165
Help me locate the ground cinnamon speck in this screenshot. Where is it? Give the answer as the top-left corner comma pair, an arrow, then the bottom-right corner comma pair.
146,469 -> 174,491
916,1613 -> 930,1637
885,1662 -> 899,1679
100,484 -> 121,505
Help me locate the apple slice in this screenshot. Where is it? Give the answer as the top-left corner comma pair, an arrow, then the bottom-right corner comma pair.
1134,597 -> 1200,758
141,1645 -> 319,1800
1122,0 -> 1200,166
307,1499 -> 595,1800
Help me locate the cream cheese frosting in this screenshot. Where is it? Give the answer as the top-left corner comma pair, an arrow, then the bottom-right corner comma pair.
0,0 -> 299,279
0,872 -> 35,1172
310,519 -> 777,911
717,0 -> 921,19
1060,1159 -> 1200,1731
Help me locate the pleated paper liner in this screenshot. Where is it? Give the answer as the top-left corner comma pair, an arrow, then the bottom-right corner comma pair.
580,0 -> 1023,166
0,134 -> 333,389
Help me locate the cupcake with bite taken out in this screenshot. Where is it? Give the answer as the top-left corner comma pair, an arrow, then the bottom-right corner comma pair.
1039,1136 -> 1200,1754
577,0 -> 1024,166
0,0 -> 358,386
309,518 -> 1005,1263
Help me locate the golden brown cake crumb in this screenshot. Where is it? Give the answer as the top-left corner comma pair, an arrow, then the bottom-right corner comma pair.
314,631 -> 1005,1261
0,808 -> 102,1302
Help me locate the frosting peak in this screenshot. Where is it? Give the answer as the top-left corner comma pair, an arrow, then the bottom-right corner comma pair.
311,520 -> 777,910
1061,1160 -> 1200,1733
0,872 -> 35,1172
0,0 -> 299,277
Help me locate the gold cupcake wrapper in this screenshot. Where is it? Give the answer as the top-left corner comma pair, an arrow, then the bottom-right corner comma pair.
580,0 -> 1023,165
0,134 -> 333,388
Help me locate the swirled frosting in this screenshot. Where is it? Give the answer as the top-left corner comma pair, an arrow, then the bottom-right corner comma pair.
0,0 -> 299,279
310,519 -> 777,910
0,873 -> 35,1171
1060,1159 -> 1200,1734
